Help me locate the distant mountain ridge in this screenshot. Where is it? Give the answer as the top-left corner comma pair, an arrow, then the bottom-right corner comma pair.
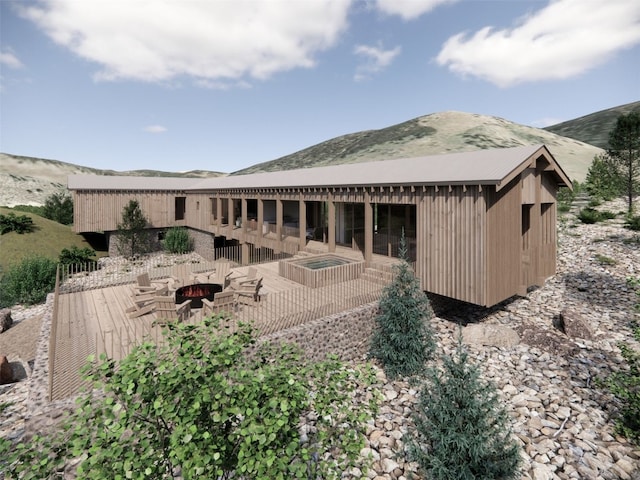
0,153 -> 225,207
4,104 -> 629,207
230,111 -> 602,182
544,101 -> 640,149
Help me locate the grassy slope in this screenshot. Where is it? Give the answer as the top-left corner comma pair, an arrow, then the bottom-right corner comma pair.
544,101 -> 640,149
0,207 -> 107,276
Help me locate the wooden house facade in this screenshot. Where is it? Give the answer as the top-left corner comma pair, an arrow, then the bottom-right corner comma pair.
68,144 -> 571,306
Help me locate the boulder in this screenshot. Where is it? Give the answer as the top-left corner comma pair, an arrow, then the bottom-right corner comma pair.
0,308 -> 13,333
0,355 -> 13,384
557,309 -> 594,340
462,323 -> 520,347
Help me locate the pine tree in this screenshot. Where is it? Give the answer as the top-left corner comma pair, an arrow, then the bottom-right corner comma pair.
409,335 -> 521,479
607,112 -> 640,214
369,231 -> 436,379
116,199 -> 151,258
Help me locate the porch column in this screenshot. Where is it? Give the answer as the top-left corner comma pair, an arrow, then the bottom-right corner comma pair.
257,195 -> 264,248
241,196 -> 248,242
216,195 -> 222,228
364,191 -> 373,265
299,194 -> 307,250
328,192 -> 336,253
227,195 -> 235,237
241,243 -> 250,266
275,194 -> 283,254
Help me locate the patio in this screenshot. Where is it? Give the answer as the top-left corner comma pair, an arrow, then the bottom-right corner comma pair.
49,248 -> 399,401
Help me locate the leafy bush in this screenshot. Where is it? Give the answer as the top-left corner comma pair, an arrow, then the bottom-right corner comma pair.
369,234 -> 436,379
0,255 -> 57,307
557,186 -> 575,213
59,246 -> 96,270
163,227 -> 193,254
599,210 -> 617,220
626,215 -> 640,231
409,336 -> 521,479
599,278 -> 640,444
3,317 -> 378,479
0,212 -> 35,234
42,192 -> 74,225
588,198 -> 602,208
10,204 -> 45,216
577,207 -> 603,224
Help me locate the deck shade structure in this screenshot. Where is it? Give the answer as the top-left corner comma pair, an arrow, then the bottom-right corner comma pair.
68,144 -> 572,307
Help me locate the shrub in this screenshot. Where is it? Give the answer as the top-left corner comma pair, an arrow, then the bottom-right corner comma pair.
42,192 -> 74,225
626,215 -> 640,231
409,335 -> 521,479
0,255 -> 57,307
59,246 -> 96,270
0,212 -> 35,234
10,204 -> 45,217
3,317 -> 378,479
163,227 -> 193,254
577,207 -> 602,224
369,233 -> 436,379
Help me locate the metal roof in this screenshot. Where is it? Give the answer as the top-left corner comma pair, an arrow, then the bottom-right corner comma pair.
68,145 -> 570,192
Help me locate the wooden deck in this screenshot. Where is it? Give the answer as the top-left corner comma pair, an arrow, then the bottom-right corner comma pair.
50,247 -> 400,401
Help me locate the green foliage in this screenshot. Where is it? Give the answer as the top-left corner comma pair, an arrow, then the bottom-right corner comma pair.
369,233 -> 436,379
599,278 -> 640,444
607,112 -> 640,214
58,246 -> 96,270
116,200 -> 151,258
409,336 -> 521,479
595,254 -> 617,266
162,227 -> 193,254
10,204 -> 45,216
577,207 -> 605,224
0,212 -> 35,234
585,154 -> 623,201
626,215 -> 640,231
3,317 -> 378,479
42,192 -> 74,225
0,255 -> 57,307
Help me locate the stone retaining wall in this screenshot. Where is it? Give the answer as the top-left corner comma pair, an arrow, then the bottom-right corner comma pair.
188,228 -> 216,261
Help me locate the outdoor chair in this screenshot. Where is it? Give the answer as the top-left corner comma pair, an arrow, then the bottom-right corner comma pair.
126,291 -> 156,319
153,295 -> 191,325
233,277 -> 263,305
229,266 -> 258,290
169,263 -> 197,291
205,261 -> 233,289
133,273 -> 169,295
202,291 -> 236,316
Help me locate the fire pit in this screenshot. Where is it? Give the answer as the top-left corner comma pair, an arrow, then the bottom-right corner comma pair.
175,283 -> 223,309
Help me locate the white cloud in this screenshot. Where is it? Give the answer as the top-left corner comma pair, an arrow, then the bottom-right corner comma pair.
436,0 -> 640,87
0,48 -> 24,69
353,43 -> 401,81
144,125 -> 168,134
375,0 -> 457,20
18,1 -> 352,84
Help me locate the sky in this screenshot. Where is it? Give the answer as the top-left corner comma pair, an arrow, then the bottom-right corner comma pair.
1,0 -> 639,174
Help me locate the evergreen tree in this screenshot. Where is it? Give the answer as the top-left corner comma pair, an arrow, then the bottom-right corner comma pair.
409,335 -> 521,480
369,232 -> 436,379
116,199 -> 150,258
585,154 -> 623,201
43,191 -> 74,225
607,112 -> 640,214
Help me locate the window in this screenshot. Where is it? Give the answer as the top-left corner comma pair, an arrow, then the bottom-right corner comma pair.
175,196 -> 186,221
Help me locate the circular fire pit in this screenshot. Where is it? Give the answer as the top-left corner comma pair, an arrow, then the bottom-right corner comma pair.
175,283 -> 223,309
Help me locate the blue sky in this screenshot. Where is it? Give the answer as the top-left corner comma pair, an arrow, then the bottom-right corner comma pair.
1,0 -> 639,173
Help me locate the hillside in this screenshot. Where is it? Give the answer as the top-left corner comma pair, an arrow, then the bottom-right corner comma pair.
231,111 -> 603,182
544,101 -> 640,149
0,153 -> 225,207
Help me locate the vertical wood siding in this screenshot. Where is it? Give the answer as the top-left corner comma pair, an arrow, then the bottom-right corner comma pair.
417,186 -> 486,306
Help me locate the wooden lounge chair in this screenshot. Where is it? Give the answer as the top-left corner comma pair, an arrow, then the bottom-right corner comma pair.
153,295 -> 191,325
230,266 -> 259,289
133,273 -> 169,295
202,291 -> 236,316
206,261 -> 233,289
233,277 -> 263,305
126,291 -> 156,319
169,263 -> 195,291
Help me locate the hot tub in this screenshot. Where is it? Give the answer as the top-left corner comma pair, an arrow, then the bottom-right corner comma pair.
279,254 -> 364,288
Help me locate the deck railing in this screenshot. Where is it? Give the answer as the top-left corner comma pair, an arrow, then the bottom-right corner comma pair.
48,265 -> 61,401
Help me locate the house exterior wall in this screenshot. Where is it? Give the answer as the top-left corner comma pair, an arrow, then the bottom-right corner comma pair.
416,185 -> 487,306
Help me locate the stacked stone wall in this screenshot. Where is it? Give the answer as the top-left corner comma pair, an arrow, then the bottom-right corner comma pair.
259,302 -> 379,363
188,228 -> 216,261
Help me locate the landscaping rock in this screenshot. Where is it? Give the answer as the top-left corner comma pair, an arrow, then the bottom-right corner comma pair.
0,355 -> 14,384
557,308 -> 594,340
0,308 -> 13,333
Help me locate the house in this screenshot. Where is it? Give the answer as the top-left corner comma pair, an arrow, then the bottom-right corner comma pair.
68,144 -> 572,307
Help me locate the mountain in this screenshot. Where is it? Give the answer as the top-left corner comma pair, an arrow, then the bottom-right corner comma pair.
544,101 -> 640,149
231,111 -> 602,182
1,108 -> 611,207
0,153 -> 225,207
